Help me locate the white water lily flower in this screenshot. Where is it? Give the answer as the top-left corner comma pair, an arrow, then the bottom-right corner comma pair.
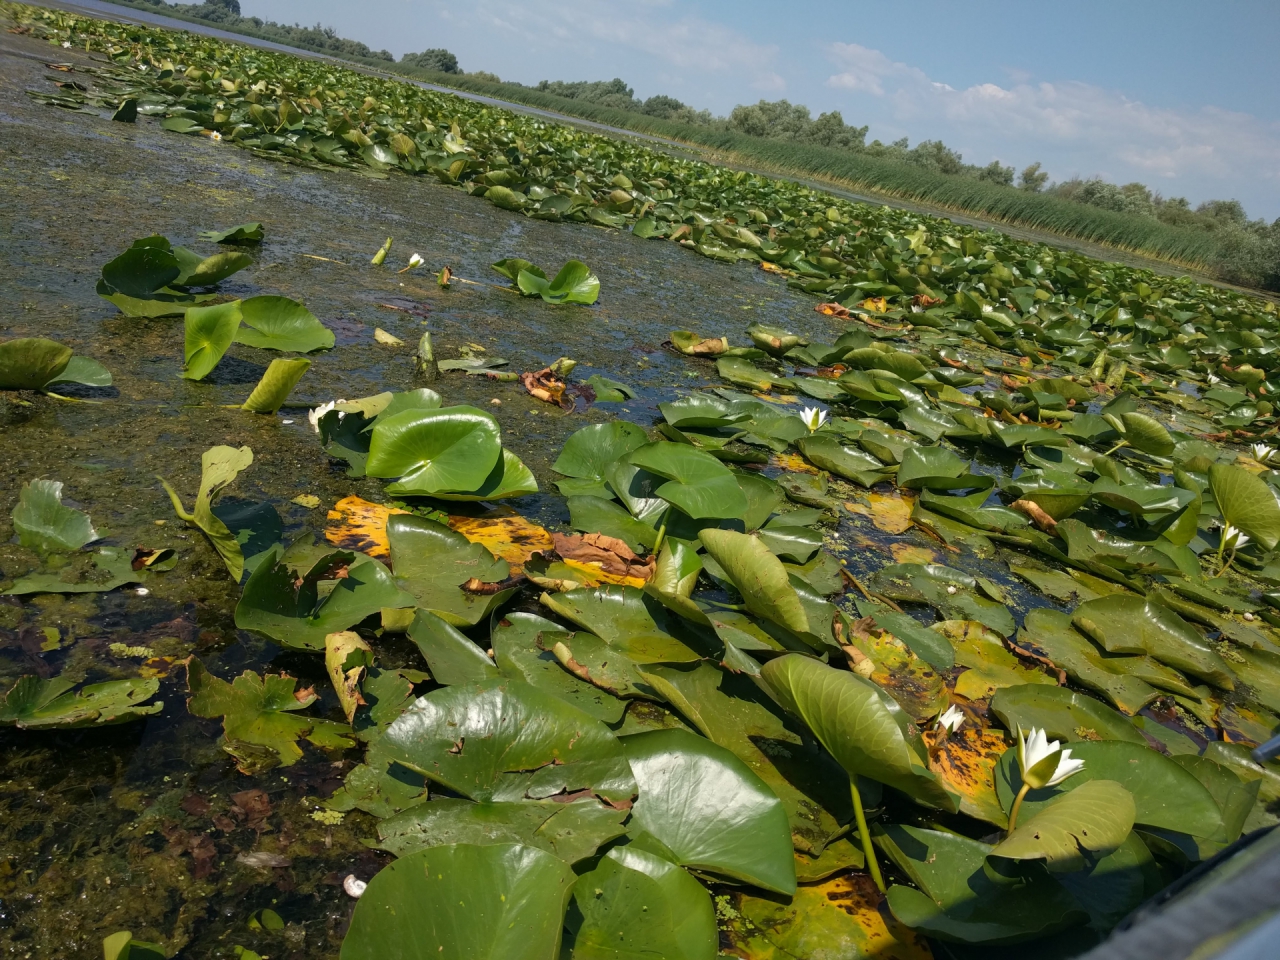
801,407 -> 828,433
1207,373 -> 1221,385
209,130 -> 223,141
1018,726 -> 1086,790
1221,524 -> 1251,551
407,253 -> 424,268
308,399 -> 346,433
936,705 -> 965,735
1252,443 -> 1279,465
61,40 -> 71,48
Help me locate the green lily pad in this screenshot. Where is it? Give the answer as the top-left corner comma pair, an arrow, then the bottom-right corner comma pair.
567,496 -> 660,552
1210,463 -> 1280,551
516,259 -> 600,305
371,677 -> 636,804
878,824 -> 1085,945
795,434 -> 893,486
0,337 -> 72,390
431,449 -> 539,501
186,658 -> 354,773
554,423 -> 650,490
234,295 -> 335,352
994,739 -> 1224,841
564,846 -> 717,960
1119,412 -> 1174,457
492,613 -> 627,724
241,357 -> 311,413
408,609 -> 499,684
340,844 -> 576,960
659,395 -> 752,430
3,546 -> 142,595
1071,595 -> 1235,688
626,442 -> 747,520
991,779 -> 1136,872
933,621 -> 1055,699
897,445 -> 969,490
1018,608 -> 1160,715
540,586 -> 702,663
375,797 -> 628,864
235,547 -> 413,650
761,654 -> 958,811
199,222 -> 264,244
0,674 -> 161,729
638,661 -> 852,856
173,248 -> 253,287
869,563 -> 1016,637
699,528 -> 810,635
182,301 -> 242,380
389,514 -> 512,625
622,729 -> 796,894
45,354 -> 112,388
989,684 -> 1147,745
12,479 -> 97,555
158,444 -> 255,581
367,406 -> 503,496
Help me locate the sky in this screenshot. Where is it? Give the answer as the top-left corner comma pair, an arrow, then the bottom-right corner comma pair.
242,0 -> 1280,219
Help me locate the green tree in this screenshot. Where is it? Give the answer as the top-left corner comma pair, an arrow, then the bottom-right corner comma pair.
401,49 -> 460,74
976,160 -> 1015,186
1018,162 -> 1049,192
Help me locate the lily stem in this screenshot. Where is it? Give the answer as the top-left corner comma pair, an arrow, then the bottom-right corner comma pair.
651,516 -> 669,556
850,776 -> 885,894
1008,782 -> 1031,833
1102,439 -> 1129,457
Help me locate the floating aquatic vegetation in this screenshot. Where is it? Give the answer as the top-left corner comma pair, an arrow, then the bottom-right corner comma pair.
0,674 -> 162,728
0,337 -> 111,393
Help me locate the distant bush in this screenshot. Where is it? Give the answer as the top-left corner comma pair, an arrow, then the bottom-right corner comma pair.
401,48 -> 459,74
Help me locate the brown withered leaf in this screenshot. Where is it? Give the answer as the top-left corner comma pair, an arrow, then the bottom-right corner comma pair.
231,788 -> 272,828
1010,499 -> 1059,533
521,367 -> 574,409
552,532 -> 656,583
815,302 -> 852,319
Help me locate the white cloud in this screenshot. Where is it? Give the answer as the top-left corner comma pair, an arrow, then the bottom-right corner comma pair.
825,42 -> 1280,213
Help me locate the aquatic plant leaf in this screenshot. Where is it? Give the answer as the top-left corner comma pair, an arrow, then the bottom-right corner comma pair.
564,846 -> 717,960
210,498 -> 282,574
186,658 -> 354,771
235,547 -> 414,650
102,931 -> 165,960
492,612 -> 627,724
1071,594 -> 1235,688
408,608 -> 499,684
623,729 -> 795,894
376,797 -> 628,864
199,222 -> 264,244
517,259 -> 600,304
99,238 -> 180,298
158,444 -> 254,581
994,739 -> 1224,840
389,515 -> 512,625
990,684 -> 1146,745
173,249 -> 253,287
242,357 -> 311,413
370,677 -> 637,803
639,661 -> 851,855
795,435 -> 892,486
3,547 -> 141,595
568,496 -> 660,553
1018,608 -> 1160,715
0,674 -> 161,728
12,479 -> 97,554
869,563 -> 1016,637
234,295 -> 335,352
934,620 -> 1056,699
878,824 -> 1085,944
491,257 -> 543,282
325,630 -> 373,723
367,406 -> 502,496
0,337 -> 72,389
340,844 -> 575,960
1119,412 -> 1174,456
896,445 -> 968,490
540,586 -> 702,663
760,654 -> 958,810
727,873 -> 933,960
626,442 -> 747,519
45,354 -> 112,388
182,301 -> 242,380
554,422 -> 650,483
1210,463 -> 1280,551
429,448 -> 539,501
585,374 -> 634,401
991,779 -> 1135,872
659,395 -> 752,430
699,528 -> 809,634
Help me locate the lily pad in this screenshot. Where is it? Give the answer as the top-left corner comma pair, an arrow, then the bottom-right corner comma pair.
370,677 -> 636,804
700,529 -> 809,635
376,797 -> 628,864
516,259 -> 600,305
3,546 -> 141,595
186,658 -> 354,773
623,729 -> 796,894
989,684 -> 1147,745
235,547 -> 414,650
991,779 -> 1135,872
199,222 -> 264,244
554,422 -> 650,492
242,357 -> 311,413
408,609 -> 499,684
760,654 -> 958,811
234,295 -> 335,352
0,674 -> 161,728
564,846 -> 717,960
340,843 -> 576,960
492,613 -> 627,724
626,443 -> 747,520
158,444 -> 255,581
389,515 -> 512,625
540,587 -> 703,664
182,301 -> 242,380
796,435 -> 893,486
0,337 -> 71,390
934,620 -> 1056,699
1210,463 -> 1280,551
1018,609 -> 1160,715
12,479 -> 97,555
367,406 -> 502,496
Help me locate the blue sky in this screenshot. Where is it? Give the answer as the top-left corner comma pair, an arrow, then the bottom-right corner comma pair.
244,0 -> 1280,219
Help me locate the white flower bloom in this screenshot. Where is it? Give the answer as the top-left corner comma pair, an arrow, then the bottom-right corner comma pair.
408,253 -> 424,268
801,407 -> 828,433
1222,524 -> 1251,551
343,875 -> 367,898
945,584 -> 958,595
1252,443 -> 1279,465
936,705 -> 965,735
308,399 -> 346,433
1017,726 -> 1086,789
61,40 -> 72,48
209,130 -> 223,141
1207,373 -> 1221,385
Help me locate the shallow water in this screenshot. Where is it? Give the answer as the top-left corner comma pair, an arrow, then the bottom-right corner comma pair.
0,31 -> 905,958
